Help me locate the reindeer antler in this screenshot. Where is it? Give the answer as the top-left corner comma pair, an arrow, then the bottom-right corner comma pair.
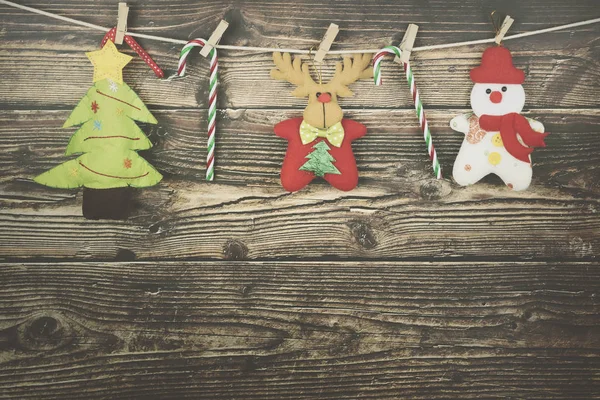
330,53 -> 373,97
271,52 -> 315,97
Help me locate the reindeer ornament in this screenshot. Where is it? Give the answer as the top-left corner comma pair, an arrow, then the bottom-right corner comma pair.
271,52 -> 373,192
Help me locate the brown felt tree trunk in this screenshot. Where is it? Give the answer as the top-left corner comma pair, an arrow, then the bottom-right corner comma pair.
82,187 -> 133,220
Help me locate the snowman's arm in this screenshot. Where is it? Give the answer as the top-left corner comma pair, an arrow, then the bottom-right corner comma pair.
526,118 -> 545,133
450,114 -> 470,134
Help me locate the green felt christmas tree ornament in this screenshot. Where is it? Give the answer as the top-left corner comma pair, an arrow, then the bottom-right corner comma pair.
34,41 -> 162,220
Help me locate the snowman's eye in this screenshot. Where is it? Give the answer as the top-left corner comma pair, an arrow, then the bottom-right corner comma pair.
501,86 -> 507,92
486,89 -> 492,94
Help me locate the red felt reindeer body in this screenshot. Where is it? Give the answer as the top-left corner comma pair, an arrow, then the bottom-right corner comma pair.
270,52 -> 373,192
275,117 -> 366,192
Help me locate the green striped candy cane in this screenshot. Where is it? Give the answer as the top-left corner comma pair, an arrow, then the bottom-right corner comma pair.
177,39 -> 218,181
373,46 -> 442,179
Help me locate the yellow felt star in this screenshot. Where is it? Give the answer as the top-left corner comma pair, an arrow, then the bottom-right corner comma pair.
85,40 -> 132,84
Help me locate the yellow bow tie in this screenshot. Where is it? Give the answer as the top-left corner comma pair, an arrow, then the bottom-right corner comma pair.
299,121 -> 345,147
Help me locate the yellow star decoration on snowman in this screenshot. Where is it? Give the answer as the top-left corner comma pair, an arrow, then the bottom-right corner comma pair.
85,40 -> 132,84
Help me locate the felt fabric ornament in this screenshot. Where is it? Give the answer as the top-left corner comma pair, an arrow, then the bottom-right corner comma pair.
34,40 -> 162,219
271,52 -> 373,192
450,46 -> 548,191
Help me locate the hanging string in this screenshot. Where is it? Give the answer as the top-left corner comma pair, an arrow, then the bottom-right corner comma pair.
490,11 -> 501,36
1,0 -> 598,55
308,47 -> 323,84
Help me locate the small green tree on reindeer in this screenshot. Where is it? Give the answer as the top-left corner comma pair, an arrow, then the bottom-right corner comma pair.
299,141 -> 341,177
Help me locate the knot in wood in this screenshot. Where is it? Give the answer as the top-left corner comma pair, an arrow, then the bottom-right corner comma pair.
349,221 -> 377,249
148,223 -> 161,234
420,179 -> 446,200
30,316 -> 58,338
18,313 -> 71,351
115,248 -> 136,261
223,239 -> 249,260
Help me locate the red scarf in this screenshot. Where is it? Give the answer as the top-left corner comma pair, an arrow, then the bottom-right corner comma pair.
479,113 -> 548,163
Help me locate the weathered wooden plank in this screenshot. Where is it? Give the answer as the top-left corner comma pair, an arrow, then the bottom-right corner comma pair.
1,109 -> 599,190
0,108 -> 598,261
4,0 -> 598,51
0,0 -> 598,397
0,261 -> 598,399
0,179 -> 598,261
0,43 -> 597,109
0,1 -> 598,109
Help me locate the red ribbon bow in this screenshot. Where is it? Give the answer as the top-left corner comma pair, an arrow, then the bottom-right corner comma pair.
101,28 -> 164,78
479,113 -> 549,163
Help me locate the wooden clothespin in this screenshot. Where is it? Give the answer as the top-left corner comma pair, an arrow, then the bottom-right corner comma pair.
199,20 -> 229,57
394,24 -> 419,64
115,2 -> 129,45
314,23 -> 339,63
494,15 -> 514,44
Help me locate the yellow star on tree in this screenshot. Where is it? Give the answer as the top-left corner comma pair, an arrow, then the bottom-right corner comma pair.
86,40 -> 132,84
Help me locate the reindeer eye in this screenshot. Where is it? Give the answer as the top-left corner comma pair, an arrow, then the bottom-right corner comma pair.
486,89 -> 492,94
501,86 -> 507,92
316,92 -> 322,97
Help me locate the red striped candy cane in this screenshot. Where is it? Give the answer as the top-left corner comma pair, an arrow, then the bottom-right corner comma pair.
177,39 -> 218,182
373,46 -> 442,179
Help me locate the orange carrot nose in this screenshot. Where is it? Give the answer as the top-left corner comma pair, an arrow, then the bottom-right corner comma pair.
317,92 -> 332,103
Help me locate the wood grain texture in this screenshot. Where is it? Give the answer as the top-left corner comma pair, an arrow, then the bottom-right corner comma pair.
1,177 -> 599,261
0,1 -> 598,109
0,175 -> 600,260
1,109 -> 599,189
0,261 -> 598,399
0,108 -> 598,260
0,0 -> 599,397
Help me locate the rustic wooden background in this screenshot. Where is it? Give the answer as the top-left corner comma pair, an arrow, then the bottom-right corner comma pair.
0,0 -> 599,398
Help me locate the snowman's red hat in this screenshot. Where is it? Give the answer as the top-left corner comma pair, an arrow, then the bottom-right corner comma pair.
470,46 -> 525,84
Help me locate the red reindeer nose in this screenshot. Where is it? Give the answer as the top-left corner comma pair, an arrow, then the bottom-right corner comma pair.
489,91 -> 503,103
317,92 -> 332,103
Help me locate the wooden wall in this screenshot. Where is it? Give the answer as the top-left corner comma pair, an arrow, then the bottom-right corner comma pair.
0,0 -> 598,398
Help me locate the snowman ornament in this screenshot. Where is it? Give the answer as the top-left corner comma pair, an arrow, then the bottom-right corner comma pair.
451,46 -> 548,191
